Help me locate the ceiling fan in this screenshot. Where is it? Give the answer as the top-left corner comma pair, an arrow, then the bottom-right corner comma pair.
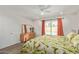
39,5 -> 51,16
38,5 -> 65,20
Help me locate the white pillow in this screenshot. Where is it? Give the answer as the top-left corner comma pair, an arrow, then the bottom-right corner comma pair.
71,35 -> 79,47
66,32 -> 77,41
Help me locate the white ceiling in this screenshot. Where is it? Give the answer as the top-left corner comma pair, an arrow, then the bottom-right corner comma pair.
0,5 -> 79,20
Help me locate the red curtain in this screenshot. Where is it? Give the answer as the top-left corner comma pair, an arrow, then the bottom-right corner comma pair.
57,16 -> 64,36
42,20 -> 45,35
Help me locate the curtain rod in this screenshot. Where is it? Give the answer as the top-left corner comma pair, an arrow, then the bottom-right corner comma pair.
40,17 -> 64,21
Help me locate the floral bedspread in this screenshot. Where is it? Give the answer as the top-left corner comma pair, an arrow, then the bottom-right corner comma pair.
21,32 -> 79,54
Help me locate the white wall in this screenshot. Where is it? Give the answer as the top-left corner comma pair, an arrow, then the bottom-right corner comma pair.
0,16 -> 33,49
34,14 -> 79,36
63,14 -> 79,35
34,20 -> 42,36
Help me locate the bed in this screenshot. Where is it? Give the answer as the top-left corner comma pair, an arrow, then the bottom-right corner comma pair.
21,32 -> 79,54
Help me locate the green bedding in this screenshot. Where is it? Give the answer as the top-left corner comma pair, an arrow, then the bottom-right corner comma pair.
21,32 -> 79,54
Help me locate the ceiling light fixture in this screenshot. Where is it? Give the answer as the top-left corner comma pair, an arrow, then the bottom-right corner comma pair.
41,11 -> 44,16
59,11 -> 63,15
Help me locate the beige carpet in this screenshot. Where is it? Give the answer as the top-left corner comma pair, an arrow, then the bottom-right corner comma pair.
0,43 -> 23,54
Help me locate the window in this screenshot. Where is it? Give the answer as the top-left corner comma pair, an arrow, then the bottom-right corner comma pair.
45,20 -> 58,36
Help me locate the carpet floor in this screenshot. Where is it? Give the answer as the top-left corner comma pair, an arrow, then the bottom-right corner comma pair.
0,43 -> 23,54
